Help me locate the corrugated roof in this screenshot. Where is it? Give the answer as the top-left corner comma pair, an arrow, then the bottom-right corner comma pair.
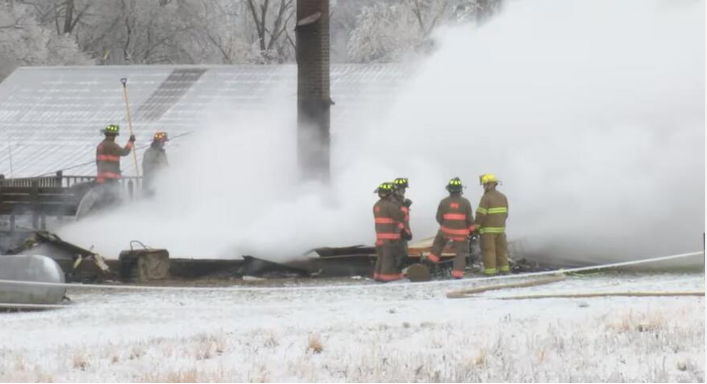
0,64 -> 409,177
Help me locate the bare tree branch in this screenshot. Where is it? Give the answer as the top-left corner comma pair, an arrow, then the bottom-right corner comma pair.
62,0 -> 74,34
68,2 -> 91,34
266,0 -> 288,51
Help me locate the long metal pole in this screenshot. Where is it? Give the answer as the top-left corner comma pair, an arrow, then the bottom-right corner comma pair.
120,78 -> 140,180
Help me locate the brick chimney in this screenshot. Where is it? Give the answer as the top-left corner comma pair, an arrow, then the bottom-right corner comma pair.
296,0 -> 331,182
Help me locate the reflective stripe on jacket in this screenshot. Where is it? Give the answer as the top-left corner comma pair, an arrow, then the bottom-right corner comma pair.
96,138 -> 133,183
475,190 -> 509,234
373,197 -> 405,245
397,198 -> 412,238
435,195 -> 474,241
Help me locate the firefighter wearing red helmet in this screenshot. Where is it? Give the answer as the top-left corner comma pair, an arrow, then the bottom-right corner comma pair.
142,131 -> 169,196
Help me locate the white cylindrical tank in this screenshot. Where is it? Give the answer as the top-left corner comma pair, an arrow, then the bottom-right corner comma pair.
0,255 -> 66,305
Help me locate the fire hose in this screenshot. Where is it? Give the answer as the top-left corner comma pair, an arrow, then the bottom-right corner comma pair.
447,273 -> 704,300
447,274 -> 567,298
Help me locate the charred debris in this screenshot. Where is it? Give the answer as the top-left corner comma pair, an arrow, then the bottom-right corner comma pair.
0,230 -> 547,285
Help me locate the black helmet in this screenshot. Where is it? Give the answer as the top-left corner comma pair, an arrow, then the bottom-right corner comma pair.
102,124 -> 120,136
393,177 -> 409,190
446,177 -> 463,193
374,182 -> 394,196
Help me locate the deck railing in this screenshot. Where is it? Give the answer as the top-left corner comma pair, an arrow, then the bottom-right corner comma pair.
0,172 -> 143,230
0,171 -> 142,195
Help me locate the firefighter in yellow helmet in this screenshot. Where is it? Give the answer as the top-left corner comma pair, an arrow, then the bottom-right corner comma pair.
474,173 -> 510,275
372,182 -> 405,282
96,124 -> 135,184
94,124 -> 135,208
425,177 -> 475,279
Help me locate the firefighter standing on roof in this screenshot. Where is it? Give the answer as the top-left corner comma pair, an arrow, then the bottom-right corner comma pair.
475,173 -> 510,275
393,177 -> 413,268
142,131 -> 169,196
372,182 -> 405,282
426,177 -> 475,279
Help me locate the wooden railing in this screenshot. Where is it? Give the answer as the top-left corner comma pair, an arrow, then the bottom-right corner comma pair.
0,172 -> 143,230
0,171 -> 140,188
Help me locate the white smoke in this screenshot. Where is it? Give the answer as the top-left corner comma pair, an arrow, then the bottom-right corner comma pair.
360,0 -> 706,266
59,0 -> 704,265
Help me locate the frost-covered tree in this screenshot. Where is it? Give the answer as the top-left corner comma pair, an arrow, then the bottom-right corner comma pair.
244,0 -> 296,63
67,0 -> 206,65
0,0 -> 93,80
189,0 -> 260,64
0,0 -> 505,79
16,0 -> 295,65
347,0 -> 501,63
195,0 -> 296,64
347,1 -> 425,63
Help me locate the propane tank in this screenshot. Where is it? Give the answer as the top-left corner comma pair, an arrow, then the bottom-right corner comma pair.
0,255 -> 66,305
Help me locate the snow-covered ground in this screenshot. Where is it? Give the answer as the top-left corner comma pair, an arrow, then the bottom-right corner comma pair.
0,273 -> 704,382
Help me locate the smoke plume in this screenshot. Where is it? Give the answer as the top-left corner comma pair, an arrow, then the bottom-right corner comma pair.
59,0 -> 704,266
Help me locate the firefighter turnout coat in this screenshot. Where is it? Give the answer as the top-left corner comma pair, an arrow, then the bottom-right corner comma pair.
373,196 -> 406,281
96,138 -> 134,183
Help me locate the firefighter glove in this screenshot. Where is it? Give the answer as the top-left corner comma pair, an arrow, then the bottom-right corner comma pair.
129,134 -> 136,142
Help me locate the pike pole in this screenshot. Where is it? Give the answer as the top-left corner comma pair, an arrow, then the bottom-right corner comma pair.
120,78 -> 140,181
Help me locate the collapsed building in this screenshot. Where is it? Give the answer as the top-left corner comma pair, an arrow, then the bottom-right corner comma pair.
0,63 -> 405,232
1,64 -> 509,287
0,65 -> 702,301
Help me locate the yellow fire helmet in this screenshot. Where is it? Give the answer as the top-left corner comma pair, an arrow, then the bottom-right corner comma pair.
479,173 -> 499,185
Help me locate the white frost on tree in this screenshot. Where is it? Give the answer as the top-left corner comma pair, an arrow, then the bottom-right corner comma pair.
12,0 -> 296,66
0,0 -> 505,81
0,1 -> 93,80
194,0 -> 296,64
347,2 -> 425,63
346,0 -> 498,63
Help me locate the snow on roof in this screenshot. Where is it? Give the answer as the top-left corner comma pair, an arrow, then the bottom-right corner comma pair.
0,64 -> 408,177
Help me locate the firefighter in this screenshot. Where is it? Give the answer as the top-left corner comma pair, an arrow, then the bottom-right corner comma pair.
425,177 -> 475,279
95,124 -> 135,206
372,182 -> 405,282
142,131 -> 169,196
96,124 -> 135,183
475,173 -> 509,275
393,177 -> 413,268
